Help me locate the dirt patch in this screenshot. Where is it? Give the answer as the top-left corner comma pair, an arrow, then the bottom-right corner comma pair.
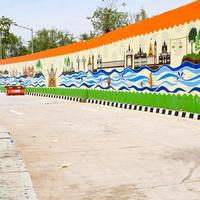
82,184 -> 146,200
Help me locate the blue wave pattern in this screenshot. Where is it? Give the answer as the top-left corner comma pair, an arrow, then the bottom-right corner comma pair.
59,62 -> 200,94
0,74 -> 46,87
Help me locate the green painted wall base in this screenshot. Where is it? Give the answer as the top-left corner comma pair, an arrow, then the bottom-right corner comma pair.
0,86 -> 6,92
0,86 -> 199,114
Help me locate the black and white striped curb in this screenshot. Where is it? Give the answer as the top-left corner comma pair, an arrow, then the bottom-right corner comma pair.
86,99 -> 200,121
26,92 -> 82,102
25,92 -> 200,121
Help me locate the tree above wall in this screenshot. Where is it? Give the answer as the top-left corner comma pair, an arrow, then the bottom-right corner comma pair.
87,0 -> 129,35
0,16 -> 29,58
29,29 -> 75,53
79,32 -> 96,41
0,2 -> 148,58
0,16 -> 14,36
131,7 -> 148,23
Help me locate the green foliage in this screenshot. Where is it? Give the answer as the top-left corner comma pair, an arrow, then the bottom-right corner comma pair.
88,1 -> 148,35
0,16 -> 14,36
189,27 -> 197,54
189,28 -> 197,43
0,86 -> 6,92
29,28 -> 75,52
79,31 -> 96,41
195,30 -> 200,53
3,33 -> 30,58
87,0 -> 129,34
63,57 -> 74,72
66,57 -> 70,66
0,16 -> 30,58
183,53 -> 200,60
134,8 -> 148,22
36,60 -> 42,68
35,60 -> 42,74
0,3 -> 148,57
0,17 -> 76,58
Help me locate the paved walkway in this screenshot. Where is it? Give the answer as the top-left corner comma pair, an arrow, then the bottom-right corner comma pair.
0,131 -> 38,200
0,93 -> 200,199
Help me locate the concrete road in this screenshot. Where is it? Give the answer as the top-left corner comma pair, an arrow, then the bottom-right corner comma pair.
0,93 -> 200,200
0,132 -> 38,200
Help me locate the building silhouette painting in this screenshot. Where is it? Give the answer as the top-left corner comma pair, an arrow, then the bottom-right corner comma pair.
147,42 -> 157,65
159,42 -> 171,64
48,65 -> 57,87
23,66 -> 34,77
134,41 -> 170,68
134,47 -> 147,67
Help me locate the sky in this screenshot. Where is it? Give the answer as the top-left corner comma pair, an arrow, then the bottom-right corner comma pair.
0,0 -> 195,43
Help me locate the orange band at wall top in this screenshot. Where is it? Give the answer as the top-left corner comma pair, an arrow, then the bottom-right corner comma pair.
0,0 -> 199,66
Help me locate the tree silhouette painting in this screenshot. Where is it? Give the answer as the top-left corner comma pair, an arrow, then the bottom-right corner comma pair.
189,27 -> 197,54
195,30 -> 200,54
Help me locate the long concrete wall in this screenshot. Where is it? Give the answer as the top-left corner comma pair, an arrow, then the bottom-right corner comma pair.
0,3 -> 199,95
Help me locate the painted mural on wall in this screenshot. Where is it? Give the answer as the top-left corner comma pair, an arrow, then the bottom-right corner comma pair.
48,65 -> 57,87
131,41 -> 171,69
183,27 -> 200,63
0,60 -> 46,87
59,61 -> 200,94
61,57 -> 75,75
59,28 -> 200,94
0,23 -> 199,95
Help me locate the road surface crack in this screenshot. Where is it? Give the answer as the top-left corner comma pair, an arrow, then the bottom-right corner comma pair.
181,163 -> 198,183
